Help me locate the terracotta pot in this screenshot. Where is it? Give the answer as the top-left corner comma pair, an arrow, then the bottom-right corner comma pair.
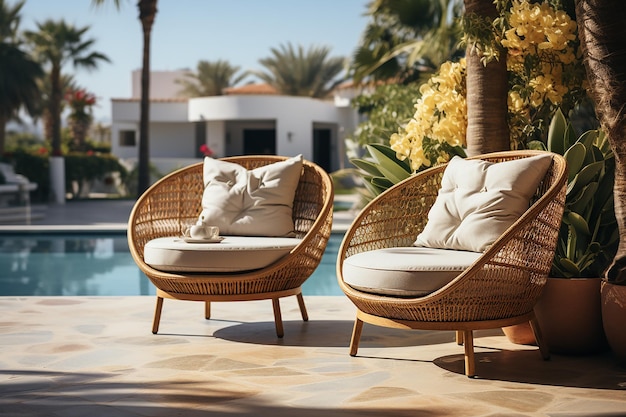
601,281 -> 626,364
502,322 -> 536,345
534,277 -> 608,355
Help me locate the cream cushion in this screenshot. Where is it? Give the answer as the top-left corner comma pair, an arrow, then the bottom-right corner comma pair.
144,236 -> 302,273
343,247 -> 482,296
414,154 -> 553,252
198,155 -> 303,237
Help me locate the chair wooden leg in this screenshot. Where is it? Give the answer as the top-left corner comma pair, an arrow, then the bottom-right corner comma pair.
529,316 -> 551,360
205,301 -> 211,320
152,296 -> 164,334
296,292 -> 308,322
272,298 -> 284,338
350,317 -> 364,356
456,330 -> 464,345
463,330 -> 475,378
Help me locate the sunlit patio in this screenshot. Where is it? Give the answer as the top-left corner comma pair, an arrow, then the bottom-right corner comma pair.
1,294 -> 625,416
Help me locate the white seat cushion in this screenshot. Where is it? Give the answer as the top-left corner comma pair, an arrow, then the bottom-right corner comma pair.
144,236 -> 302,273
343,247 -> 482,297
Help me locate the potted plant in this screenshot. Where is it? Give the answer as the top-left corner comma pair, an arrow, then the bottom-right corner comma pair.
504,108 -> 617,354
601,267 -> 626,364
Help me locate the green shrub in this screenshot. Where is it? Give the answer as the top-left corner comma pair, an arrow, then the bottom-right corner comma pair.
1,150 -> 128,203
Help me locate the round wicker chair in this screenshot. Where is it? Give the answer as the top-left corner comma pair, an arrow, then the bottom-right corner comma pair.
336,150 -> 568,377
128,155 -> 334,337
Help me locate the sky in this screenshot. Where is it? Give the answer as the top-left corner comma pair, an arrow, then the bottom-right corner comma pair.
18,0 -> 371,123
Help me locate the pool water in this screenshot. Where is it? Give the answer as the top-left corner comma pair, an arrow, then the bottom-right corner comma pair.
0,233 -> 344,296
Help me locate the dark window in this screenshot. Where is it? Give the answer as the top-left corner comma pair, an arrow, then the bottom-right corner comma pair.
119,130 -> 136,147
313,128 -> 332,172
195,122 -> 206,157
243,129 -> 276,155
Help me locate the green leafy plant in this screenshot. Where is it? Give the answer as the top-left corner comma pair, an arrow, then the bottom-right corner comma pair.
529,108 -> 618,277
64,153 -> 129,199
349,83 -> 424,149
351,144 -> 412,198
351,143 -> 465,200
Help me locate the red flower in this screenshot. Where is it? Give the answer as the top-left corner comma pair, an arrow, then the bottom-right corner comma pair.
199,144 -> 214,157
65,88 -> 97,112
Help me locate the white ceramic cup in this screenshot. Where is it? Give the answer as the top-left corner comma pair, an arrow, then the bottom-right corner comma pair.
187,225 -> 219,240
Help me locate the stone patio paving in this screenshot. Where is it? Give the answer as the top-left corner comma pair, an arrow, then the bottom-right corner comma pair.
1,295 -> 625,416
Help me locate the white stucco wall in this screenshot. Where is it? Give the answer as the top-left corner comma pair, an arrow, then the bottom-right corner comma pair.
131,69 -> 190,99
112,100 -> 188,122
205,121 -> 225,158
111,100 -> 192,160
111,121 -> 195,160
111,101 -> 140,122
150,122 -> 196,158
188,95 -> 339,122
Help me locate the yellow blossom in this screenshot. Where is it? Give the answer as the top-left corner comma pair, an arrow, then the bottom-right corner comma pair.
500,0 -> 583,147
389,58 -> 467,172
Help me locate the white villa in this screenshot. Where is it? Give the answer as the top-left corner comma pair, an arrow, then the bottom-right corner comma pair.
110,70 -> 362,174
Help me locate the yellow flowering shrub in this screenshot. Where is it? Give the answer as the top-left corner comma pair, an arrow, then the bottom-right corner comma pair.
391,0 -> 587,171
390,59 -> 467,172
500,0 -> 586,147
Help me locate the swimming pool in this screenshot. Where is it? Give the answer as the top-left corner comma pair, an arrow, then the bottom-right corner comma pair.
0,233 -> 344,296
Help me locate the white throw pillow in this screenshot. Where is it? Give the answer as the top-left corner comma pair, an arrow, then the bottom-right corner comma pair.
414,154 -> 553,252
198,155 -> 303,236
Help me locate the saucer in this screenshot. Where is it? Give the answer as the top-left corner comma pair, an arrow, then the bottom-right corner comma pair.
180,236 -> 224,244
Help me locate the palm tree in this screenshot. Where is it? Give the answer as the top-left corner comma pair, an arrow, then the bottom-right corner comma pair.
0,0 -> 43,154
92,0 -> 157,196
462,0 -> 509,155
255,43 -> 346,98
23,19 -> 110,156
31,74 -> 76,146
136,0 -> 157,195
176,60 -> 247,97
351,0 -> 465,84
576,0 -> 626,283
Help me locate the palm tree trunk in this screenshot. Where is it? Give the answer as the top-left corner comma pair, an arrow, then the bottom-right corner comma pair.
50,64 -> 63,155
43,110 -> 53,145
576,0 -> 626,284
0,115 -> 6,154
137,0 -> 157,197
463,0 -> 510,156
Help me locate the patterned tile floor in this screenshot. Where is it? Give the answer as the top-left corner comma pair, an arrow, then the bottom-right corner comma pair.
1,296 -> 625,417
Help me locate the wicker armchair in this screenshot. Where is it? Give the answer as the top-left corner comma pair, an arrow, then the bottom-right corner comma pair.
337,150 -> 567,377
128,156 -> 334,337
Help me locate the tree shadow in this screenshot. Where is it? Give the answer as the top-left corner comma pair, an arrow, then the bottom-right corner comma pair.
0,369 -> 449,417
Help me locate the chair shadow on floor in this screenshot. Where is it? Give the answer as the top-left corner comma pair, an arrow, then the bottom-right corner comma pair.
157,313 -> 626,392
212,319 -> 459,348
216,320 -> 626,391
434,346 -> 626,390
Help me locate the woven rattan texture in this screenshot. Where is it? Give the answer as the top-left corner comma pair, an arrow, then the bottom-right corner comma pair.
128,156 -> 334,296
337,150 -> 567,323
